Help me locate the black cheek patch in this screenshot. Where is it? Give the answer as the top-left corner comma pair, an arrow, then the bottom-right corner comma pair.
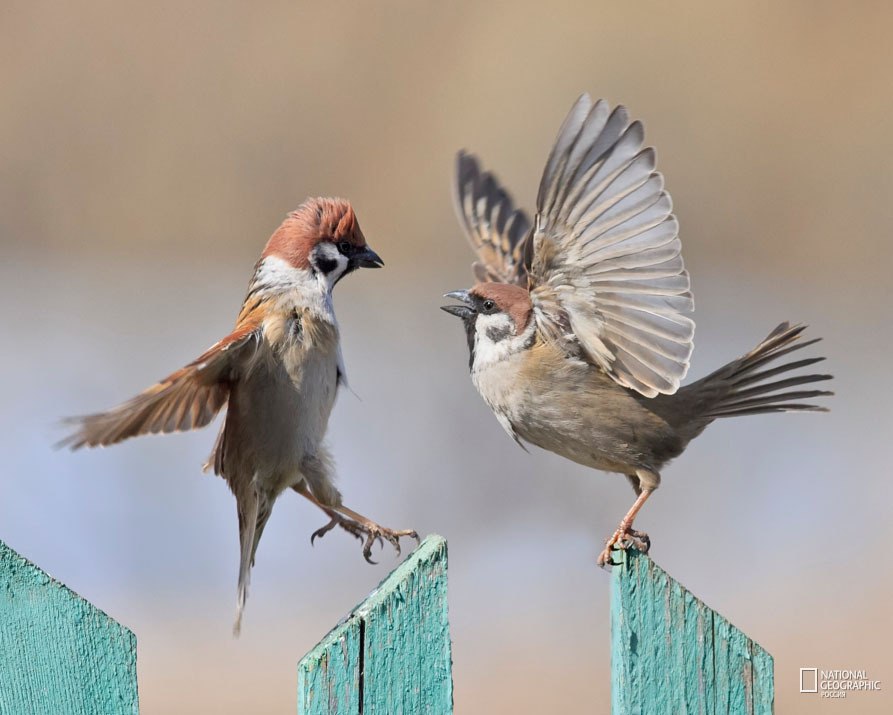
316,256 -> 339,275
486,324 -> 513,343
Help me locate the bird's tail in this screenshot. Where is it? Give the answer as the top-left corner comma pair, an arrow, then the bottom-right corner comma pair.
233,491 -> 272,637
679,322 -> 833,425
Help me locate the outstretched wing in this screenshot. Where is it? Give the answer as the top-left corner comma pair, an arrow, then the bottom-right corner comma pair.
530,95 -> 694,397
60,316 -> 262,449
453,151 -> 532,286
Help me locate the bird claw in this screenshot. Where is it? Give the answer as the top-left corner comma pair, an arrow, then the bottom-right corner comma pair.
309,512 -> 418,565
597,526 -> 651,568
359,524 -> 419,565
625,527 -> 651,554
310,517 -> 339,545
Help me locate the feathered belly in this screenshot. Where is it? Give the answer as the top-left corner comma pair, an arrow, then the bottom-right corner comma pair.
511,402 -> 648,474
224,344 -> 338,480
474,354 -> 679,475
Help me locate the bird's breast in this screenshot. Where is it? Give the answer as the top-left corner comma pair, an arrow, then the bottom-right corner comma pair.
274,313 -> 341,436
472,343 -> 679,474
224,312 -> 340,473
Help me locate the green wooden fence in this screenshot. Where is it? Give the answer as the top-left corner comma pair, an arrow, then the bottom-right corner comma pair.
0,539 -> 138,715
612,548 -> 774,715
297,535 -> 452,714
0,535 -> 772,714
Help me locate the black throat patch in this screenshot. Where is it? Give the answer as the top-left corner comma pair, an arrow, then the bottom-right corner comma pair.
463,316 -> 477,370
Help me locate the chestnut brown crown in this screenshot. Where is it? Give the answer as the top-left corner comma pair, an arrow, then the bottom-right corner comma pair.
262,197 -> 369,270
470,283 -> 533,334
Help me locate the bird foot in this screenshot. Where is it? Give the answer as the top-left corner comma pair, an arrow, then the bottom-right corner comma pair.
310,512 -> 418,564
597,526 -> 651,568
355,521 -> 419,564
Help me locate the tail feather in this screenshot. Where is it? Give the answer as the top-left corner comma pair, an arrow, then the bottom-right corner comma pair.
710,390 -> 831,415
731,355 -> 826,388
724,374 -> 833,402
733,336 -> 823,379
699,322 -> 833,419
708,403 -> 826,417
233,492 -> 272,637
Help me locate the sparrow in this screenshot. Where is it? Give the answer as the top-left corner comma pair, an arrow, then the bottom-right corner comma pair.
62,198 -> 417,632
442,95 -> 832,567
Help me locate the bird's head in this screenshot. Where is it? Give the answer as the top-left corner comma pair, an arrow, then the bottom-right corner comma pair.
261,198 -> 383,288
441,283 -> 535,369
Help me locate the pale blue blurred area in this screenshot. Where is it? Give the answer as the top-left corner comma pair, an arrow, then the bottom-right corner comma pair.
2,2 -> 892,713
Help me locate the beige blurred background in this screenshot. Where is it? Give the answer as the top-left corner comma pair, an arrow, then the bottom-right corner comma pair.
2,1 -> 891,713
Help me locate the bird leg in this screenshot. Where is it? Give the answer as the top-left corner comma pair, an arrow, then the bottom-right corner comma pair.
597,488 -> 654,568
294,485 -> 419,564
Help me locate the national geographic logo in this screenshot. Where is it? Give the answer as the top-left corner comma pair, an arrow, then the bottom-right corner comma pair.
800,668 -> 883,699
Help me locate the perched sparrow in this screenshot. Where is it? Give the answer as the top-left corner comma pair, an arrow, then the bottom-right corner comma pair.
63,198 -> 417,632
443,95 -> 832,566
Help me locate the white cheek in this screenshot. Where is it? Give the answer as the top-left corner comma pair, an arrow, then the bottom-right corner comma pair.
473,314 -> 517,366
313,243 -> 349,290
472,313 -> 537,370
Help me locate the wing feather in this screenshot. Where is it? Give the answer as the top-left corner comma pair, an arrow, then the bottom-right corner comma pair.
530,95 -> 694,396
569,156 -> 661,230
454,151 -> 533,285
60,316 -> 261,449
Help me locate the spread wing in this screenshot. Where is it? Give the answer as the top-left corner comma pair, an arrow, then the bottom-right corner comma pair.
453,151 -> 532,286
530,95 -> 694,397
60,314 -> 262,449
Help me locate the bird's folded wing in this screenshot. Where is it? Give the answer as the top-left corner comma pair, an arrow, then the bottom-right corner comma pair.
530,95 -> 694,397
453,151 -> 533,286
61,319 -> 261,449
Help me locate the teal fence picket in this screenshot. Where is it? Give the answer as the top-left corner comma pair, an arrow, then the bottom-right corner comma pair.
298,534 -> 452,715
612,547 -> 774,714
0,539 -> 138,715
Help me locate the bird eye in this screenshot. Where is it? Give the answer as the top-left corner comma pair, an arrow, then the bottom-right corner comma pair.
482,299 -> 496,312
337,241 -> 353,254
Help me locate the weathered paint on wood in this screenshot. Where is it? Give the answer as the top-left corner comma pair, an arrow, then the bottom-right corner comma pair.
0,539 -> 138,715
298,535 -> 452,715
612,548 -> 774,715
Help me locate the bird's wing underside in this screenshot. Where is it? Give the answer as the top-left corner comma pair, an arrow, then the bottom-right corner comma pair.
529,94 -> 694,397
61,311 -> 263,449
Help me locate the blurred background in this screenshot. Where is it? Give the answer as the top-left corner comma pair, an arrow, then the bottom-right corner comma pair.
2,1 -> 891,712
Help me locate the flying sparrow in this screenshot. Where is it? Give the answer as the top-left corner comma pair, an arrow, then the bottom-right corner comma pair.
62,198 -> 418,632
442,95 -> 832,567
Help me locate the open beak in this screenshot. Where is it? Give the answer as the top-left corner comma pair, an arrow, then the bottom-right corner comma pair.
353,246 -> 384,269
440,290 -> 476,320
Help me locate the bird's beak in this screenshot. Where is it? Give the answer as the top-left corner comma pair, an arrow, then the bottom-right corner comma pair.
440,290 -> 476,320
353,246 -> 384,269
